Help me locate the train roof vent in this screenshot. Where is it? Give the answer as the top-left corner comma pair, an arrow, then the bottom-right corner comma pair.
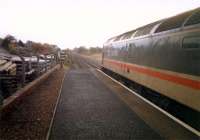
185,9 -> 200,26
134,22 -> 158,37
155,10 -> 194,33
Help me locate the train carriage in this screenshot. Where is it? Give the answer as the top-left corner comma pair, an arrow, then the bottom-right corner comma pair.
102,8 -> 200,112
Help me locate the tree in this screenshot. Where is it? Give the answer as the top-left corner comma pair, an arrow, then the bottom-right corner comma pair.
1,35 -> 17,49
74,46 -> 88,54
89,47 -> 102,54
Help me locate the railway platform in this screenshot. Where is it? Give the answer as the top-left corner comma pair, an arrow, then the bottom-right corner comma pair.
48,56 -> 163,140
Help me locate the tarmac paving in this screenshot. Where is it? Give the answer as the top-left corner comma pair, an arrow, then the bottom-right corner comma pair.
49,56 -> 163,140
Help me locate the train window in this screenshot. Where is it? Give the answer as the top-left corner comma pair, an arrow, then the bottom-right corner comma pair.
106,38 -> 115,43
183,37 -> 200,49
155,10 -> 193,33
185,10 -> 200,26
113,35 -> 123,41
134,22 -> 158,37
121,30 -> 136,40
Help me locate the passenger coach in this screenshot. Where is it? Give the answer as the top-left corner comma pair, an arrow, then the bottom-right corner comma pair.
102,8 -> 200,112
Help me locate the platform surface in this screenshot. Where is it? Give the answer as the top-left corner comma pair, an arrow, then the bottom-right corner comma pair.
49,59 -> 162,140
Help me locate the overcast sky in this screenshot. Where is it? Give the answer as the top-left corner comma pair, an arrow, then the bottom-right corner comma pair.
0,0 -> 199,49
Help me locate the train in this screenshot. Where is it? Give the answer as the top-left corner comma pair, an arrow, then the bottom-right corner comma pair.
102,8 -> 200,112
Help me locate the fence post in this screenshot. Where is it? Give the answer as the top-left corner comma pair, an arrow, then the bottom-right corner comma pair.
36,55 -> 40,77
19,56 -> 26,87
44,55 -> 47,72
54,54 -> 57,65
50,54 -> 53,68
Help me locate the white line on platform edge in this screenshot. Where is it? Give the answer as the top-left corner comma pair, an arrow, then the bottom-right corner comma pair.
96,68 -> 200,137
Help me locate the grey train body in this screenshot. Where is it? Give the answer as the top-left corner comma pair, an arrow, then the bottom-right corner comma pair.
102,8 -> 200,111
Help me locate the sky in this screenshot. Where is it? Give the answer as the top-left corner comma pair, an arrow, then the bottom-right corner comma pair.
0,0 -> 199,49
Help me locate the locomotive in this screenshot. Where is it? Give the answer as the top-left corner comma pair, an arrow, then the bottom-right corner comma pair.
102,8 -> 200,112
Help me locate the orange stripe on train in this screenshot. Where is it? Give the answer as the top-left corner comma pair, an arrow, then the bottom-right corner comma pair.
104,59 -> 200,90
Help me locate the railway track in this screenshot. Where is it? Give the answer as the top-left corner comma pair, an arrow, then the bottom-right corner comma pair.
76,53 -> 200,138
